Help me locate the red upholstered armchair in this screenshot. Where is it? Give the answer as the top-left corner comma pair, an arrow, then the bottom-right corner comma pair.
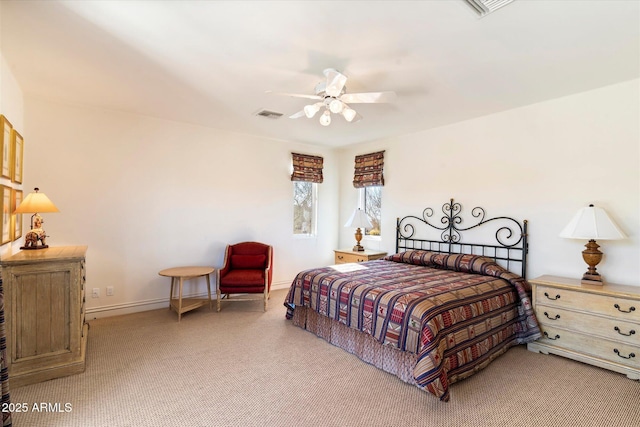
216,242 -> 273,311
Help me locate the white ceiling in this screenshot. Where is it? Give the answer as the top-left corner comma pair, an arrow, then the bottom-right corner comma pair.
1,1 -> 638,148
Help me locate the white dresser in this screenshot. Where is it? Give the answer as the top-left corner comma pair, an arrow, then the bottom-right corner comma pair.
527,275 -> 639,380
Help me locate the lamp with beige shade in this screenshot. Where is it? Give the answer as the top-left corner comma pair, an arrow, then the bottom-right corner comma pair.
13,187 -> 59,249
344,208 -> 373,252
559,204 -> 626,285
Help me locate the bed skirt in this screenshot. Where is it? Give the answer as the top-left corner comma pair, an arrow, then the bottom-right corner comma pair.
293,306 -> 420,387
291,305 -> 514,397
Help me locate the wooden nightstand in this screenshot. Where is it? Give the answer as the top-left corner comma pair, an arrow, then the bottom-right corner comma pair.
527,275 -> 639,380
334,249 -> 387,264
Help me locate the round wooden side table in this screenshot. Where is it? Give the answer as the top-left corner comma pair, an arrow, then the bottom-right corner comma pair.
158,266 -> 214,321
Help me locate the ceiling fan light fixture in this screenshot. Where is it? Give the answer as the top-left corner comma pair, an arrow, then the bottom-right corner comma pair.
342,107 -> 357,122
269,67 -> 396,126
329,99 -> 344,114
319,110 -> 331,126
304,103 -> 320,118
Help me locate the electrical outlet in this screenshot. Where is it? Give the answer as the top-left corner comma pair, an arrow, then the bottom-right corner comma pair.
106,286 -> 114,296
92,288 -> 99,298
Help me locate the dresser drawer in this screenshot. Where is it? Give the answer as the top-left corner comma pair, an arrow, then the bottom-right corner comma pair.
334,249 -> 387,264
539,325 -> 639,370
336,252 -> 368,263
536,285 -> 640,322
536,304 -> 639,346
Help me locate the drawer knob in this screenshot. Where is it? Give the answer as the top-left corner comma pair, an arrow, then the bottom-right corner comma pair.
544,292 -> 561,301
614,326 -> 636,337
337,256 -> 344,260
614,304 -> 636,314
613,349 -> 636,360
543,312 -> 560,320
543,331 -> 560,340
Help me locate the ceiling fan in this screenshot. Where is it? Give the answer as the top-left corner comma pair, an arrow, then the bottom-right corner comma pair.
268,68 -> 396,126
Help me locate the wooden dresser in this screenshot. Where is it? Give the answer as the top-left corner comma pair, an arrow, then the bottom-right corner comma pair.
334,249 -> 387,264
1,246 -> 88,387
527,275 -> 639,380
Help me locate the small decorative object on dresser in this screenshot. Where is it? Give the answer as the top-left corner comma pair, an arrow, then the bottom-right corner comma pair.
344,208 -> 373,251
559,204 -> 626,285
13,187 -> 60,249
334,248 -> 387,264
527,275 -> 639,380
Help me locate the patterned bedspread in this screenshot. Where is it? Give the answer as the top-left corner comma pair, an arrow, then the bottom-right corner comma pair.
284,250 -> 541,401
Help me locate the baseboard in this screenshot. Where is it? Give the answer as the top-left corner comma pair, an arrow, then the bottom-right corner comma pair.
86,279 -> 292,319
271,280 -> 291,291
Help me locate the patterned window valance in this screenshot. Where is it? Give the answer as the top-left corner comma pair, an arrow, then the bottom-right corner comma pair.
353,150 -> 385,188
291,152 -> 324,183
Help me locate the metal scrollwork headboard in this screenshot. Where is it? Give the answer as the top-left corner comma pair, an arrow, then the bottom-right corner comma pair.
396,199 -> 529,278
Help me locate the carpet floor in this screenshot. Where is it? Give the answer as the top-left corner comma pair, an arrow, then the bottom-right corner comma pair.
9,289 -> 640,427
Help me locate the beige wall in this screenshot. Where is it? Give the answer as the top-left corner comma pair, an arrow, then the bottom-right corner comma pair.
339,79 -> 640,286
0,54 -> 25,255
3,49 -> 638,319
19,98 -> 340,316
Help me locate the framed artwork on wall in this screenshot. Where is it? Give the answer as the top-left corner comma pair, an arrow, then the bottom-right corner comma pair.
0,116 -> 12,180
13,189 -> 22,241
12,129 -> 23,183
1,185 -> 12,244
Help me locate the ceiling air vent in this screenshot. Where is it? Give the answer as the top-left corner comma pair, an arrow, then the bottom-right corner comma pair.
464,0 -> 515,17
255,109 -> 283,119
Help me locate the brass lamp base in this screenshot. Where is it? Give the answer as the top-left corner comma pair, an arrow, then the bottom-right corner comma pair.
581,239 -> 604,286
581,274 -> 603,286
353,227 -> 365,252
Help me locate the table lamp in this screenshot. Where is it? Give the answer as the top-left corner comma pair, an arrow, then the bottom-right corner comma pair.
559,204 -> 626,285
344,208 -> 373,252
14,187 -> 59,249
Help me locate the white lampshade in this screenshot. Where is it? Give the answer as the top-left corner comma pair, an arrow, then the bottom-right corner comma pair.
304,103 -> 321,118
319,110 -> 331,126
344,208 -> 373,229
14,188 -> 59,214
329,99 -> 344,114
342,107 -> 357,122
559,205 -> 626,240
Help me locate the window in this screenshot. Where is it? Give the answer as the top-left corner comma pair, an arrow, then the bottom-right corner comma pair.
352,150 -> 384,236
293,181 -> 317,235
361,186 -> 382,236
290,152 -> 323,236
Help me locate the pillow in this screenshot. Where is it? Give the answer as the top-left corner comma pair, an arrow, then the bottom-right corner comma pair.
440,253 -> 497,274
384,250 -> 437,267
385,250 -> 528,293
231,254 -> 266,269
385,250 -> 500,274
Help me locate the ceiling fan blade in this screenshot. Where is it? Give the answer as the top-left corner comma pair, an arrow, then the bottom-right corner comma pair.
289,110 -> 306,119
340,91 -> 397,104
323,68 -> 347,97
266,90 -> 322,100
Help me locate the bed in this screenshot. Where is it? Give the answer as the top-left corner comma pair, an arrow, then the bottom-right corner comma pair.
284,199 -> 541,401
